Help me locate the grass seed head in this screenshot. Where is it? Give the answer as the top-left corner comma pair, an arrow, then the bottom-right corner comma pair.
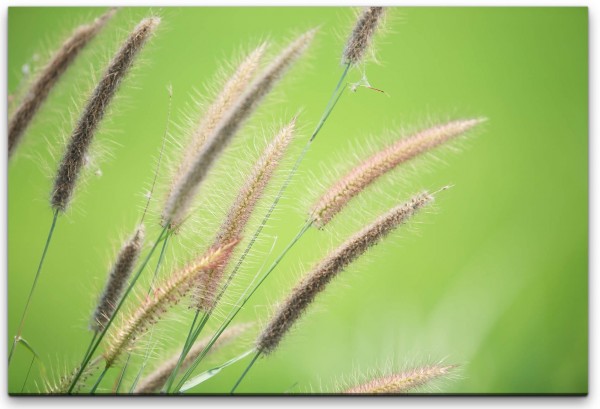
166,44 -> 267,207
195,118 -> 297,311
90,224 -> 145,332
311,118 -> 484,228
103,238 -> 238,367
257,191 -> 433,354
344,364 -> 457,394
8,8 -> 117,158
162,29 -> 315,228
343,7 -> 385,66
51,16 -> 160,212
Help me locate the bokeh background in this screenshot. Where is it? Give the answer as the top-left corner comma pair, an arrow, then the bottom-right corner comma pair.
7,7 -> 587,394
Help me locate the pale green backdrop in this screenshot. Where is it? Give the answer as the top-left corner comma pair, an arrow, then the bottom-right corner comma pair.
8,7 -> 587,394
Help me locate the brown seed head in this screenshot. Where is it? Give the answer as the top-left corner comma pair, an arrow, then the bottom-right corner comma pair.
344,364 -> 457,394
134,322 -> 253,393
257,192 -> 433,354
195,118 -> 297,311
103,238 -> 238,367
90,224 -> 145,332
311,118 -> 484,228
342,7 -> 385,65
51,16 -> 160,212
162,29 -> 315,228
8,8 -> 117,158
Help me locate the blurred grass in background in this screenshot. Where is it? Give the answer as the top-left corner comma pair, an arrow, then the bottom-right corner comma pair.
7,7 -> 587,394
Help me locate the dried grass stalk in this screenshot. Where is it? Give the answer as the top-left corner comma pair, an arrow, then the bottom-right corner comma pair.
312,118 -> 484,227
134,323 -> 252,393
51,16 -> 160,212
162,30 -> 315,228
257,191 -> 433,354
103,239 -> 238,367
344,364 -> 456,394
90,225 -> 145,332
8,8 -> 117,158
195,118 -> 297,311
342,7 -> 385,65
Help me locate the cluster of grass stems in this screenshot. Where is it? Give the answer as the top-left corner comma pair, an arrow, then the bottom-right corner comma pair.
8,7 -> 483,395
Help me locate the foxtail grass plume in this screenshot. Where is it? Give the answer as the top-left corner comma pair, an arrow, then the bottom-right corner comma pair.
162,29 -> 315,228
90,225 -> 145,332
344,364 -> 457,394
195,118 -> 297,311
8,8 -> 117,158
342,7 -> 385,65
103,239 -> 238,367
134,322 -> 252,393
257,191 -> 433,354
51,16 -> 160,212
167,45 -> 267,202
311,118 -> 484,228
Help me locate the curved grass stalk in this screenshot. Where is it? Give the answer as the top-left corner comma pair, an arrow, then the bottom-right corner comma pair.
9,209 -> 59,365
230,349 -> 261,394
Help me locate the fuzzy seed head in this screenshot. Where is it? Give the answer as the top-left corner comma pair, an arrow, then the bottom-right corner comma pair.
257,192 -> 433,354
90,224 -> 145,332
344,364 -> 457,394
51,16 -> 160,212
343,7 -> 385,65
195,118 -> 297,311
312,118 -> 484,228
134,322 -> 252,393
162,30 -> 315,228
103,239 -> 238,367
8,8 -> 117,158
166,44 -> 267,204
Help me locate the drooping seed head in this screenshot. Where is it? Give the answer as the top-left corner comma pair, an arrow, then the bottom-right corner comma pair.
134,322 -> 253,393
344,364 -> 457,394
166,44 -> 267,204
162,29 -> 315,228
90,224 -> 145,332
8,8 -> 117,158
195,118 -> 297,311
257,191 -> 433,354
103,239 -> 238,367
51,16 -> 160,212
311,118 -> 484,228
342,7 -> 385,66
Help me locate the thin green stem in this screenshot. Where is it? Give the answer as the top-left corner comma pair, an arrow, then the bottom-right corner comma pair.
147,219 -> 170,294
114,354 -> 130,394
9,209 -> 59,365
90,366 -> 109,394
174,220 -> 312,392
230,350 -> 261,394
67,226 -> 169,394
162,311 -> 208,393
20,355 -> 35,393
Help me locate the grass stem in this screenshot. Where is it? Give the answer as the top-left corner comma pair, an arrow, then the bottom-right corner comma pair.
230,350 -> 261,394
9,209 -> 59,365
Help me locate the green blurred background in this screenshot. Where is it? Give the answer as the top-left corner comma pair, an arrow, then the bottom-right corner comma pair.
7,7 -> 587,394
